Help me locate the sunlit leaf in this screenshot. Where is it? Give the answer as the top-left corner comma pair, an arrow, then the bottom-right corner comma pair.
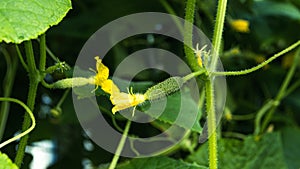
0,152 -> 18,169
0,0 -> 72,43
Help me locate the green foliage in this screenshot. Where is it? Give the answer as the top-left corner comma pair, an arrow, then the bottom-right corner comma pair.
253,1 -> 300,20
281,127 -> 300,169
99,156 -> 208,169
0,0 -> 300,168
0,0 -> 71,43
141,90 -> 202,133
187,132 -> 288,169
0,152 -> 18,169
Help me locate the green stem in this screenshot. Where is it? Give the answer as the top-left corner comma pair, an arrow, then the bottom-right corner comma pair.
46,45 -> 60,62
205,79 -> 218,169
284,80 -> 300,98
210,0 -> 227,70
0,98 -> 36,148
0,47 -> 18,141
15,45 -> 28,71
212,40 -> 300,76
253,100 -> 276,136
44,44 -> 71,69
112,116 -> 124,133
260,47 -> 300,133
205,0 -> 228,168
39,34 -> 46,71
14,41 -> 39,167
184,0 -> 200,72
149,130 -> 191,157
108,120 -> 131,169
24,41 -> 37,72
57,89 -> 70,108
183,69 -> 207,82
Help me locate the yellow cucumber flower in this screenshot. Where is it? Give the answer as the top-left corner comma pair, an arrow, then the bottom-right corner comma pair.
230,19 -> 250,33
110,89 -> 146,115
92,57 -> 145,115
92,56 -> 120,95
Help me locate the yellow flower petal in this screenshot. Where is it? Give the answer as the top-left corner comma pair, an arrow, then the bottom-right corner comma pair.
101,79 -> 120,95
230,19 -> 250,33
92,56 -> 146,114
94,56 -> 109,86
110,92 -> 145,114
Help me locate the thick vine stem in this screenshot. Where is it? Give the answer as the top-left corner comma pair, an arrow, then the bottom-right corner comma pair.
0,98 -> 36,148
14,41 -> 39,167
184,0 -> 200,72
205,79 -> 218,169
206,0 -> 228,168
210,0 -> 227,70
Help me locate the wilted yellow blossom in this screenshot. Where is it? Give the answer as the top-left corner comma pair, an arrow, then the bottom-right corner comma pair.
230,19 -> 250,33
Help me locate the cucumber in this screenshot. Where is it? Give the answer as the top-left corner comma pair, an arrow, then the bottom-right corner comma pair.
144,76 -> 185,101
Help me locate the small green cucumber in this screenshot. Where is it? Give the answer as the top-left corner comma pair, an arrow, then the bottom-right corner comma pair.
144,76 -> 185,101
51,77 -> 91,89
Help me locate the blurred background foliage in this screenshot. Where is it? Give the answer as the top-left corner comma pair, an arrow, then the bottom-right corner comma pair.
0,0 -> 300,168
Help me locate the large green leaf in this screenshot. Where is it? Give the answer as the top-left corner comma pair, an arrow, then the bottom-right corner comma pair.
98,157 -> 208,169
253,1 -> 300,20
0,152 -> 18,169
0,0 -> 72,44
281,127 -> 300,169
187,132 -> 287,169
139,90 -> 202,133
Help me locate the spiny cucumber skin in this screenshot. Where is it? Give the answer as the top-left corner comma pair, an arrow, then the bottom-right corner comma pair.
144,76 -> 184,101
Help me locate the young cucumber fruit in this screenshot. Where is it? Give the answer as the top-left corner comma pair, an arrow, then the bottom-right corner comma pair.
144,76 -> 185,101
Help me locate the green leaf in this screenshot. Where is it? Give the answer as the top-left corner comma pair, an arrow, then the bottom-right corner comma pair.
281,127 -> 300,169
0,152 -> 18,169
139,90 -> 202,133
98,157 -> 207,169
187,132 -> 287,169
253,1 -> 300,20
0,0 -> 72,44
